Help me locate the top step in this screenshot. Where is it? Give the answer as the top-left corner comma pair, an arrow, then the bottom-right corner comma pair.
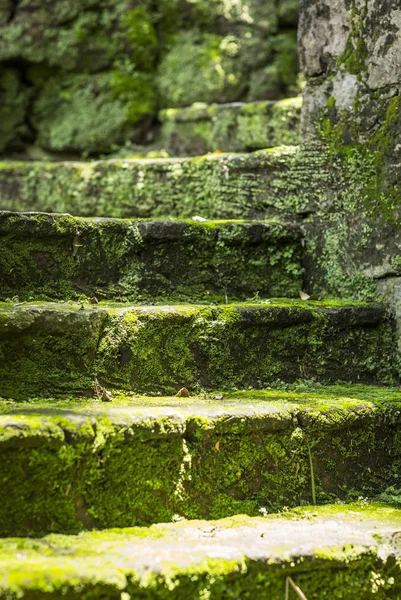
0,145 -> 329,219
159,97 -> 302,156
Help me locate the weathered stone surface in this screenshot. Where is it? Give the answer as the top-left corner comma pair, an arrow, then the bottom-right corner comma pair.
0,146 -> 330,219
0,212 -> 303,302
0,301 -> 396,399
1,503 -> 401,597
31,72 -> 155,154
159,97 -> 301,155
1,391 -> 401,536
0,0 -> 158,71
299,0 -> 401,89
158,29 -> 300,108
0,0 -> 300,154
297,0 -> 401,303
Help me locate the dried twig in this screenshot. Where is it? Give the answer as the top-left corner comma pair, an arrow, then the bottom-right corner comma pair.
285,577 -> 309,600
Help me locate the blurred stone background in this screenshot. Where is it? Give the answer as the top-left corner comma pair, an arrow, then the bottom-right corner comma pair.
0,0 -> 300,156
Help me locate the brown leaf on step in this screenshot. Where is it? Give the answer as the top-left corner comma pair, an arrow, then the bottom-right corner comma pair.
299,291 -> 311,300
215,441 -> 220,451
201,526 -> 217,536
175,387 -> 190,398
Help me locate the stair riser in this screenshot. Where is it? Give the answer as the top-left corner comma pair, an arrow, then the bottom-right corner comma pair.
0,304 -> 396,399
159,99 -> 301,156
0,213 -> 303,302
0,148 -> 328,219
1,405 -> 401,536
1,556 -> 400,599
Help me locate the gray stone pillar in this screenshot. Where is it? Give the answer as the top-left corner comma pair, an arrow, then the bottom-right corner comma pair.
298,0 -> 401,305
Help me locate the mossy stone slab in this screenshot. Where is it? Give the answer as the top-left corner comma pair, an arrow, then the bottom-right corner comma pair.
0,212 -> 303,302
1,504 -> 401,598
1,504 -> 400,599
0,301 -> 396,399
1,392 -> 401,536
0,146 -> 330,219
159,97 -> 302,156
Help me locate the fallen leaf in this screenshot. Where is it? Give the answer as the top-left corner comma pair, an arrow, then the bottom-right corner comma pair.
215,149 -> 222,154
215,441 -> 220,451
175,387 -> 190,398
299,291 -> 311,300
201,526 -> 217,536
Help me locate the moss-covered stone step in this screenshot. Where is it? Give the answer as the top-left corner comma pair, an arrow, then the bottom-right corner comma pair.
0,301 -> 396,400
0,211 -> 303,302
159,97 -> 302,156
1,504 -> 401,598
0,145 -> 330,219
2,389 -> 401,535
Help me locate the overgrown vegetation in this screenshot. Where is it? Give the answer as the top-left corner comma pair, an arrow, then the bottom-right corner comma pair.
0,0 -> 301,156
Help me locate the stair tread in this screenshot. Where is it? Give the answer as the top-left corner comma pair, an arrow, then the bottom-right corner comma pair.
2,144 -> 299,166
0,297 -> 382,309
2,385 -> 401,537
0,300 -> 395,399
2,384 -> 401,431
159,97 -> 302,123
1,503 -> 400,597
0,211 -> 303,302
0,145 -> 330,219
158,98 -> 302,155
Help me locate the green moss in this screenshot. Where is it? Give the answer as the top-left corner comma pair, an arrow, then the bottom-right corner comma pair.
0,0 -> 301,154
0,304 -> 106,399
0,213 -> 303,302
159,97 -> 302,155
2,395 -> 401,536
308,87 -> 401,300
336,6 -> 368,78
31,72 -> 156,154
0,502 -> 400,598
157,31 -> 246,107
0,301 -> 395,400
0,146 -> 329,219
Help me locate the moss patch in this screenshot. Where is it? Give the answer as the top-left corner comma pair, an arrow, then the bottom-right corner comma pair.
0,301 -> 396,399
0,212 -> 303,302
1,394 -> 401,536
159,97 -> 302,156
1,503 -> 400,598
0,0 -> 301,155
0,146 -> 329,219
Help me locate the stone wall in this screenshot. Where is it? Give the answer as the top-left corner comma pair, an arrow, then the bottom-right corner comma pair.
298,0 -> 401,304
0,0 -> 300,156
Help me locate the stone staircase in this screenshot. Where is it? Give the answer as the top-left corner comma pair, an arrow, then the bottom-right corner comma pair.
1,98 -> 401,598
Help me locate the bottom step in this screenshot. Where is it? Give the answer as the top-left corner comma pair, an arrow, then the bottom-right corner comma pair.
2,386 -> 401,536
1,503 -> 401,599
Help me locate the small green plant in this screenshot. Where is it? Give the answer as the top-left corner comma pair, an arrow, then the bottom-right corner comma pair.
306,441 -> 316,506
